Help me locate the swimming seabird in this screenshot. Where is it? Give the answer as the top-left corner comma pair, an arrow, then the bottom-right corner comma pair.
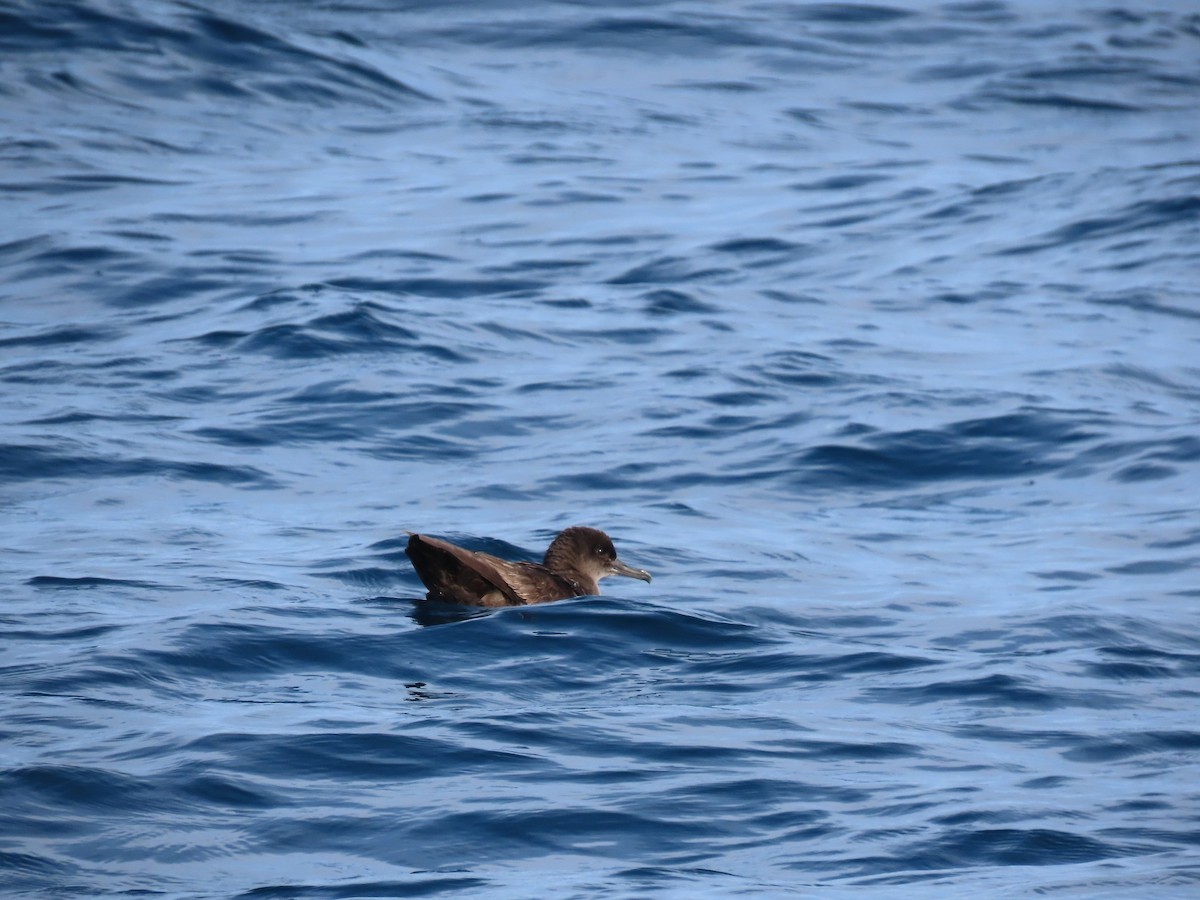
405,526 -> 652,606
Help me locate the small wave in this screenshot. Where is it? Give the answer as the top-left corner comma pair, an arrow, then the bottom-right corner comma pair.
26,576 -> 159,592
606,256 -> 734,285
844,827 -> 1141,877
865,672 -> 1126,710
236,877 -> 490,899
2,1 -> 435,112
999,195 -> 1200,255
0,443 -> 278,487
327,276 -> 547,299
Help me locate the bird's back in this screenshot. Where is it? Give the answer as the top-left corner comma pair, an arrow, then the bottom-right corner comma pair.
405,533 -> 581,606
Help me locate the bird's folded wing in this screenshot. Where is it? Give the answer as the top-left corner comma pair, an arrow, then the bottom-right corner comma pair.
406,534 -> 524,604
406,534 -> 582,604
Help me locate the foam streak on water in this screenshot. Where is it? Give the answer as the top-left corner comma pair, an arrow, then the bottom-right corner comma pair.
2,0 -> 1199,896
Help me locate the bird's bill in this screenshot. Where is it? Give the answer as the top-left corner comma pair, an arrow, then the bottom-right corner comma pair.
610,559 -> 652,583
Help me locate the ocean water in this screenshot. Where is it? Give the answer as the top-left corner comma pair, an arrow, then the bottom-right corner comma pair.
2,0 -> 1200,896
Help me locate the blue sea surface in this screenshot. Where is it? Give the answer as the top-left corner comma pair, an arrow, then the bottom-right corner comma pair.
3,0 -> 1200,896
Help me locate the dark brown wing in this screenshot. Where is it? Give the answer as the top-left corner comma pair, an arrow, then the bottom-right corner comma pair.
406,534 -> 584,605
497,561 -> 584,604
406,534 -> 525,605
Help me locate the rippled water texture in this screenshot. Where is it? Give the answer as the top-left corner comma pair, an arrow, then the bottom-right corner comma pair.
3,0 -> 1200,896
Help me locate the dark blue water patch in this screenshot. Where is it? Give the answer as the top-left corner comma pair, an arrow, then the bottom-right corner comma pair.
663,649 -> 935,691
0,234 -> 58,268
0,0 -> 169,53
150,593 -> 730,691
761,289 -> 826,307
786,4 -> 915,24
1061,434 -> 1200,478
1113,462 -> 1177,482
615,866 -> 789,898
45,174 -> 186,195
606,256 -> 733,285
980,89 -> 1141,113
640,289 -> 719,316
176,771 -> 283,811
201,577 -> 290,592
950,614 -> 1196,657
0,849 -> 81,881
1105,797 -> 1173,814
1059,731 -> 1200,764
4,1 -> 434,109
1150,526 -> 1200,551
1092,645 -> 1200,679
862,673 -> 1126,710
237,877 -> 491,899
1020,775 -> 1073,790
1083,658 -> 1177,681
558,325 -> 669,346
187,729 -> 544,783
25,576 -> 161,592
455,599 -> 764,655
790,408 -> 1109,491
1,359 -> 172,389
423,14 -> 786,56
756,737 -> 920,762
997,195 -> 1200,256
524,188 -> 623,206
191,387 -> 498,448
23,410 -> 184,427
670,776 -> 869,816
101,272 -> 236,309
204,313 -> 467,363
673,79 -> 767,93
1103,364 -> 1200,401
750,349 -> 856,388
139,623 -> 400,680
0,764 -> 182,818
795,434 -> 1036,489
254,807 -> 650,873
1015,60 -> 1185,87
8,241 -> 136,269
843,100 -> 917,115
362,434 -> 478,462
480,257 -> 589,277
191,423 -> 350,448
1,623 -> 121,646
326,276 -> 548,299
1032,569 -> 1101,583
20,656 -> 185,700
645,408 -> 810,441
1092,289 -> 1200,321
5,241 -> 144,282
708,237 -> 803,255
283,600 -> 774,703
702,390 -> 776,407
913,59 -> 1004,81
840,827 -> 1143,878
955,722 -> 1196,770
0,443 -> 279,487
404,601 -> 496,629
790,173 -> 892,191
364,540 -> 417,561
316,561 -> 419,593
464,191 -> 516,203
1106,557 -> 1197,576
156,211 -> 324,228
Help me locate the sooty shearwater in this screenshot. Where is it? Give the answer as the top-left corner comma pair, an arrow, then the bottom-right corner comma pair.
405,526 -> 652,606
